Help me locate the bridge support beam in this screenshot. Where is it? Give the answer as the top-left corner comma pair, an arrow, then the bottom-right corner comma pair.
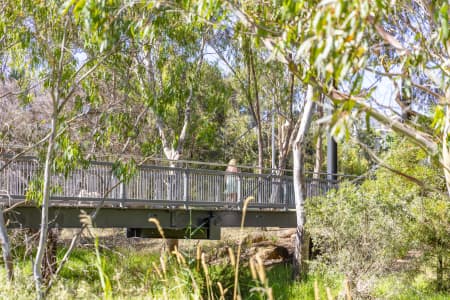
5,206 -> 297,240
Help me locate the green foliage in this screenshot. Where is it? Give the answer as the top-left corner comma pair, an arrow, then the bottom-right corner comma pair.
307,140 -> 450,295
222,113 -> 259,165
94,238 -> 112,299
373,273 -> 450,300
25,178 -> 44,205
338,142 -> 370,176
307,181 -> 408,291
1,242 -> 340,299
2,233 -> 449,299
64,0 -> 130,53
53,134 -> 88,178
111,160 -> 137,184
3,1 -> 450,297
431,106 -> 445,134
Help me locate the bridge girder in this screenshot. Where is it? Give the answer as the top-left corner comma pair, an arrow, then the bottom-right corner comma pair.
5,206 -> 297,239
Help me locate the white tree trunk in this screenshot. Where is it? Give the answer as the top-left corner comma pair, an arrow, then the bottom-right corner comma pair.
166,159 -> 179,252
0,207 -> 13,280
442,91 -> 450,198
313,99 -> 324,180
33,117 -> 56,299
292,85 -> 315,279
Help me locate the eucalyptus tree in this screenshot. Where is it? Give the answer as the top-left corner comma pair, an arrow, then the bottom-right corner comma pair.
0,0 -> 139,296
96,8 -> 232,249
112,11 -> 230,166
181,62 -> 231,162
180,0 -> 450,279
0,3 -> 22,280
209,28 -> 270,171
261,66 -> 314,173
216,0 -> 450,190
144,14 -> 228,250
239,36 -> 266,172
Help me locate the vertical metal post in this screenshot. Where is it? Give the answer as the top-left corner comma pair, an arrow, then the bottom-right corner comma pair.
271,94 -> 276,170
237,174 -> 242,210
327,132 -> 338,182
327,100 -> 338,183
283,177 -> 288,211
183,169 -> 189,208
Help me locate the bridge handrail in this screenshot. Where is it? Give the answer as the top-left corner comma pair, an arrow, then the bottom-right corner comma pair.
1,157 -> 343,210
0,154 -> 356,178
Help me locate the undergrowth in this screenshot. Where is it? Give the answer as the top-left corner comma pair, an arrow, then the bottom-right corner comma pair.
0,245 -> 341,299
1,196 -> 449,299
1,238 -> 450,299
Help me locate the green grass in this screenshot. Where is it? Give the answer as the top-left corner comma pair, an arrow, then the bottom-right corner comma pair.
266,264 -> 341,300
373,273 -> 450,300
0,246 -> 314,299
1,245 -> 449,299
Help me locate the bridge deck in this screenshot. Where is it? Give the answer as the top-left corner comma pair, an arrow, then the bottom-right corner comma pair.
0,158 -> 340,238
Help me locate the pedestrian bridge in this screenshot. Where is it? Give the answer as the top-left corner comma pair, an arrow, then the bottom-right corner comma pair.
0,158 -> 341,239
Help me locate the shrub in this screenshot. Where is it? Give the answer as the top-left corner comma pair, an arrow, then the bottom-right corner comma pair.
307,141 -> 450,296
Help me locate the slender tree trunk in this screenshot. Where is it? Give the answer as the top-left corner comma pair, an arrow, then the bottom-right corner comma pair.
313,135 -> 323,177
313,100 -> 324,180
0,207 -> 13,280
277,71 -> 295,173
437,252 -> 444,291
33,117 -> 57,299
257,129 -> 264,173
243,40 -> 264,173
166,159 -> 179,253
42,228 -> 58,283
150,35 -> 205,253
439,95 -> 449,288
252,65 -> 264,174
442,93 -> 450,197
312,102 -> 324,200
292,85 -> 315,280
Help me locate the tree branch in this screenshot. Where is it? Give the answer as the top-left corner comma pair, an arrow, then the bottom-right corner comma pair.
0,132 -> 51,173
58,49 -> 116,113
228,1 -> 440,159
176,33 -> 206,155
355,137 -> 445,196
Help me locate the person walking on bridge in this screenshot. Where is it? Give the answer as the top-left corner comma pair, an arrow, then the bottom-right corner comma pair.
225,159 -> 240,202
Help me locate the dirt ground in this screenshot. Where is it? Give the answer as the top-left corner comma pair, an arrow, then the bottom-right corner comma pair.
58,227 -> 297,264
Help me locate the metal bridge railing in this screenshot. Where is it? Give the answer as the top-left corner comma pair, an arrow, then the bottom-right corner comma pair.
0,158 -> 341,209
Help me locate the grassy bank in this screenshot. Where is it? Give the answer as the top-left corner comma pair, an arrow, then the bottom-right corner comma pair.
0,243 -> 448,299
0,246 -> 340,299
